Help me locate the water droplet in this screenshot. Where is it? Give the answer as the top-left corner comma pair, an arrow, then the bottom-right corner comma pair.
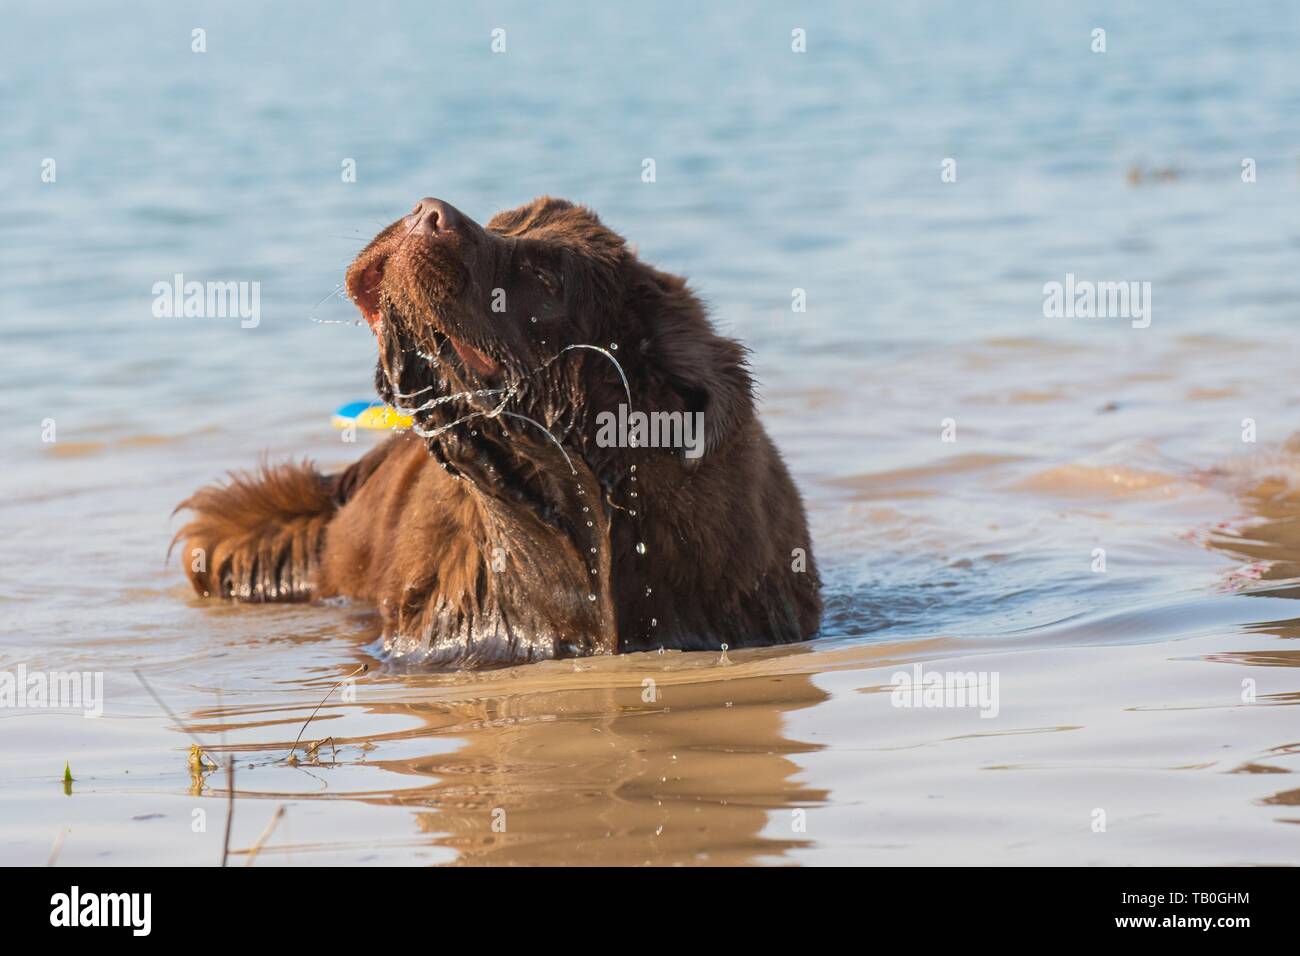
590,568 -> 597,575
587,594 -> 596,602
651,617 -> 658,626
629,510 -> 637,516
645,587 -> 652,595
630,492 -> 637,498
657,646 -> 665,656
586,521 -> 593,527
635,542 -> 647,555
589,547 -> 596,554
630,464 -> 637,472
610,343 -> 618,350
530,316 -> 538,323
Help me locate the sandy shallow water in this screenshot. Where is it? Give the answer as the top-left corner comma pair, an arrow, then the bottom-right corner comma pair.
4,331 -> 1300,865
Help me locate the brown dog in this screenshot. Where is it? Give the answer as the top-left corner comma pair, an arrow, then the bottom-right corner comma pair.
177,197 -> 820,666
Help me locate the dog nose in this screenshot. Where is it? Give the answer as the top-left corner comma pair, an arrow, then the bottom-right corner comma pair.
407,197 -> 461,235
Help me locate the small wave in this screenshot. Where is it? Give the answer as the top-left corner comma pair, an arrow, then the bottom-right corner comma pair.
46,433 -> 187,458
1013,463 -> 1189,497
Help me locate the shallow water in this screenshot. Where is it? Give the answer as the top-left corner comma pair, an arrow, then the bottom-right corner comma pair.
3,1 -> 1300,865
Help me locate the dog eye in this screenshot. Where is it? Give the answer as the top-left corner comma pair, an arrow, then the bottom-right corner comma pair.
526,265 -> 561,296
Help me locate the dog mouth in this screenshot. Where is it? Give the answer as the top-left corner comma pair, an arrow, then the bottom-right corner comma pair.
349,256 -> 388,329
347,253 -> 501,379
417,326 -> 503,381
445,335 -> 499,377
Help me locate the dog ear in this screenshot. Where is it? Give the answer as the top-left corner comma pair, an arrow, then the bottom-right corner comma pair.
629,266 -> 754,464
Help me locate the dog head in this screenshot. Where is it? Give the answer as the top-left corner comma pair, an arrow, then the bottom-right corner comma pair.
345,196 -> 753,492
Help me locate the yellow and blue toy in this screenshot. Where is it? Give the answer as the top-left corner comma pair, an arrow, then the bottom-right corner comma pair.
331,401 -> 413,431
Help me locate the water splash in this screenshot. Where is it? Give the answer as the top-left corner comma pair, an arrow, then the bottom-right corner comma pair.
552,344 -> 632,407
385,339 -> 645,493
392,384 -> 436,400
399,387 -> 507,416
500,412 -> 578,475
308,284 -> 359,325
410,389 -> 516,440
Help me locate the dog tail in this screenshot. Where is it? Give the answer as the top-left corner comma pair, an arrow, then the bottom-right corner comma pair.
173,460 -> 337,602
